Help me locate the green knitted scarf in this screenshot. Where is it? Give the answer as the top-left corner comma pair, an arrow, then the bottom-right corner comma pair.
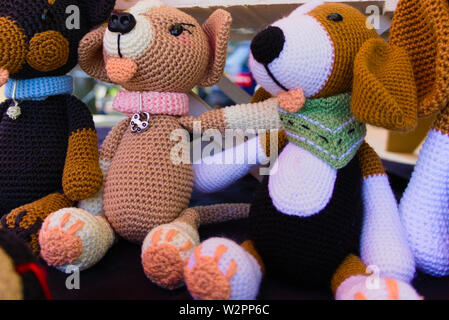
278,93 -> 366,169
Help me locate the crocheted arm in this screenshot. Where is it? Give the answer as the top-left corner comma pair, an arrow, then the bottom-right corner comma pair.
193,131 -> 287,193
179,98 -> 282,133
62,96 -> 103,201
357,142 -> 415,283
78,118 -> 129,215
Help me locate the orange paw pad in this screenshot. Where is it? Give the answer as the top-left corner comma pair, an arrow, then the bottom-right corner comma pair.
142,243 -> 184,289
39,212 -> 84,266
184,244 -> 238,300
142,227 -> 194,289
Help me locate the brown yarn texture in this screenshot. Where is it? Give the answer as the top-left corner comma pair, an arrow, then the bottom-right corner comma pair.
0,17 -> 26,74
63,129 -> 103,201
331,254 -> 368,295
357,142 -> 386,179
389,0 -> 449,118
352,38 -> 418,131
3,193 -> 73,254
103,116 -> 194,243
26,31 -> 69,72
193,203 -> 251,225
78,26 -> 110,83
309,4 -> 378,98
78,6 -> 233,246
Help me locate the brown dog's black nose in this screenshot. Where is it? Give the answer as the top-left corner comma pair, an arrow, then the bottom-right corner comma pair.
250,26 -> 285,65
108,13 -> 136,34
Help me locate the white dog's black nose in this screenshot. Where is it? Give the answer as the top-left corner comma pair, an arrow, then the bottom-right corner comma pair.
251,26 -> 285,65
108,13 -> 136,34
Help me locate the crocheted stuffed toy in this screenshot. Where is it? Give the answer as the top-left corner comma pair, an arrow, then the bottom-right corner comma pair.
39,0 -> 245,291
388,0 -> 449,277
0,229 -> 52,300
180,2 -> 423,300
0,0 -> 116,255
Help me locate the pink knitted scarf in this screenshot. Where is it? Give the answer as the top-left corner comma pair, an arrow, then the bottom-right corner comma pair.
113,91 -> 189,116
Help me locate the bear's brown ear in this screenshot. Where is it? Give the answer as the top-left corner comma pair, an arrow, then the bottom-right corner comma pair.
78,27 -> 110,83
199,9 -> 232,87
389,0 -> 449,118
351,38 -> 418,132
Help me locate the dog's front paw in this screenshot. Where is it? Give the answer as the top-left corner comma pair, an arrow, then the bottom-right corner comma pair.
39,208 -> 114,272
336,275 -> 422,300
142,223 -> 199,290
184,238 -> 262,300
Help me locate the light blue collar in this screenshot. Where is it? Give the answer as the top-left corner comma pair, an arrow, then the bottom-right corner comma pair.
4,76 -> 74,101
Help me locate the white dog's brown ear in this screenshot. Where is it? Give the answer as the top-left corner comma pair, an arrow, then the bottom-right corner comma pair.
389,0 -> 449,118
351,38 -> 418,132
78,27 -> 110,83
199,9 -> 232,87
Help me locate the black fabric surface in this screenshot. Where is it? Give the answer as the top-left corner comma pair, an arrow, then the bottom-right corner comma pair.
42,128 -> 449,300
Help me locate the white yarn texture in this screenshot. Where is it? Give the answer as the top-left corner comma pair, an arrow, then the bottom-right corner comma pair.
104,14 -> 153,59
268,143 -> 337,217
335,275 -> 421,300
400,129 -> 449,276
360,175 -> 415,283
193,136 -> 269,193
249,10 -> 334,97
78,159 -> 110,215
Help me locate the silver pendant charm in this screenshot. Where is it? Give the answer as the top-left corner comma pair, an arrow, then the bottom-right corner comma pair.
8,80 -> 21,120
7,102 -> 21,120
130,112 -> 150,133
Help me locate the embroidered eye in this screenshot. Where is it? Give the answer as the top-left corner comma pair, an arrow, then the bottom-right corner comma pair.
169,23 -> 193,36
327,12 -> 343,22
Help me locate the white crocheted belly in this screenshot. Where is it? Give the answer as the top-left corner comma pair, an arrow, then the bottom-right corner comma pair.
268,142 -> 337,217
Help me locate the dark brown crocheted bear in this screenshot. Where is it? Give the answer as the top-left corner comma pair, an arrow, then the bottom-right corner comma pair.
0,0 -> 116,254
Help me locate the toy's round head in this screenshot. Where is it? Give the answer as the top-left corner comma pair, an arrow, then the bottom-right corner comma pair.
0,0 -> 116,84
78,0 -> 232,93
0,230 -> 52,300
249,2 -> 378,99
249,1 -> 422,132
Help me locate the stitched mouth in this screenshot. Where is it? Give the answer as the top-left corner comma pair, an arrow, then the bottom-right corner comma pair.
264,64 -> 288,92
117,34 -> 123,58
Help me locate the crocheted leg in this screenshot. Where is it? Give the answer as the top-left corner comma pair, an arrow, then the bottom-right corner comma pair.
333,255 -> 421,300
39,208 -> 115,272
399,127 -> 449,276
141,208 -> 200,290
184,238 -> 262,300
0,193 -> 73,255
358,142 -> 415,282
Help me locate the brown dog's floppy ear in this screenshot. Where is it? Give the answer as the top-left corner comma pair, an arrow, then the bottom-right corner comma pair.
199,9 -> 232,87
78,27 -> 110,83
351,38 -> 418,132
389,0 -> 449,118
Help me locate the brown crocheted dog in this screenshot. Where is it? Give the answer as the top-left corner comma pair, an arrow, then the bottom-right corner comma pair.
38,0 -> 242,290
